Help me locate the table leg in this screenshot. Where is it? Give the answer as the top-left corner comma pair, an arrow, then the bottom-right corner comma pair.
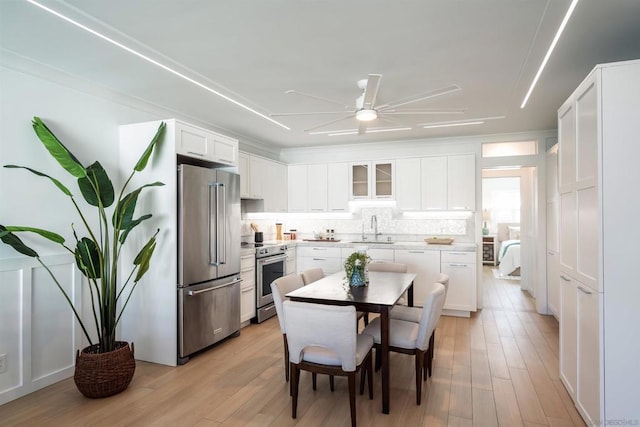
408,280 -> 414,307
380,306 -> 390,414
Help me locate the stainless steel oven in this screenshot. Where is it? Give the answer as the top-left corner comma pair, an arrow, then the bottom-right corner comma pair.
255,244 -> 287,323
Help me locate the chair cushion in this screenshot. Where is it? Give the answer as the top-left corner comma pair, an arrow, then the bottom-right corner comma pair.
390,305 -> 421,323
301,334 -> 374,367
361,317 -> 419,350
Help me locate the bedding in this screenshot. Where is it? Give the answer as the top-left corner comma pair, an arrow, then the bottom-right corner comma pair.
498,239 -> 521,276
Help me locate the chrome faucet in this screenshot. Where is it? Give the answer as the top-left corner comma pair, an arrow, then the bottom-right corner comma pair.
371,215 -> 381,241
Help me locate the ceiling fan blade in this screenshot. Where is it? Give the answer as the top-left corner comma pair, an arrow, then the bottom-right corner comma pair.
377,115 -> 407,127
358,121 -> 368,135
304,114 -> 356,133
285,89 -> 350,108
270,111 -> 355,117
379,84 -> 461,111
361,74 -> 382,109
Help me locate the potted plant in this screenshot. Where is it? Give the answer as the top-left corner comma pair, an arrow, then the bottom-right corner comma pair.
344,251 -> 371,287
0,117 -> 165,398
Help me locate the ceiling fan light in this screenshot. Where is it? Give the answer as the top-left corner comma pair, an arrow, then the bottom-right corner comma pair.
356,109 -> 378,121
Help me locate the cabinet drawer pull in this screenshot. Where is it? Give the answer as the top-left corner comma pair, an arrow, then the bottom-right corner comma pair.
331,208 -> 345,211
548,251 -> 554,255
312,248 -> 327,251
408,251 -> 425,254
449,263 -> 468,267
217,158 -> 233,163
560,275 -> 571,282
186,151 -> 205,157
311,208 -> 325,211
577,285 -> 593,295
449,252 -> 468,255
312,258 -> 327,261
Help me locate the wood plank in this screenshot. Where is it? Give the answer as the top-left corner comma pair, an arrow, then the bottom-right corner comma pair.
471,388 -> 498,427
510,367 -> 548,425
492,377 -> 524,427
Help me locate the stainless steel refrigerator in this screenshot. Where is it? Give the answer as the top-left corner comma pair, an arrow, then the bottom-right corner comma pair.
177,164 -> 241,363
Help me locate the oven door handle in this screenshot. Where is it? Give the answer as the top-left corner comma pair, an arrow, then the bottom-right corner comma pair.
186,278 -> 242,296
257,254 -> 288,265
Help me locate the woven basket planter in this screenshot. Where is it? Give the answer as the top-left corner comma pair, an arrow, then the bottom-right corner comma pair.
74,341 -> 136,398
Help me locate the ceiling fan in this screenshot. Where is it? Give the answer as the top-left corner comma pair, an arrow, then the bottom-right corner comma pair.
271,74 -> 465,135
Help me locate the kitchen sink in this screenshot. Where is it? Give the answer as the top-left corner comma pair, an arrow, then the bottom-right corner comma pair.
350,240 -> 395,245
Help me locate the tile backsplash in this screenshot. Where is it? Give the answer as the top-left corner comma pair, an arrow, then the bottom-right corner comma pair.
242,205 -> 475,243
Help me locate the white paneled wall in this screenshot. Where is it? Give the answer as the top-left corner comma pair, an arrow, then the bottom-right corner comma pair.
0,254 -> 82,405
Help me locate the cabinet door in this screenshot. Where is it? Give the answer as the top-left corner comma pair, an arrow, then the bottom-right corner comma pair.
239,153 -> 250,198
211,133 -> 238,166
421,156 -> 447,210
175,122 -> 212,160
396,158 -> 421,211
327,162 -> 350,212
575,78 -> 598,189
559,192 -> 576,273
307,164 -> 328,211
285,248 -> 297,275
559,273 -> 577,398
350,162 -> 370,199
273,162 -> 288,212
261,159 -> 277,212
441,251 -> 477,312
576,284 -> 601,425
288,165 -> 307,212
558,102 -> 576,193
249,156 -> 263,199
394,249 -> 441,307
240,254 -> 256,323
373,161 -> 394,199
547,251 -> 560,317
447,154 -> 475,210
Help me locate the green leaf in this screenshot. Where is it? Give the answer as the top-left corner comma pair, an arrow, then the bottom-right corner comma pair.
74,237 -> 101,279
0,225 -> 39,258
4,165 -> 73,196
32,117 -> 86,178
78,161 -> 115,207
134,237 -> 157,282
134,122 -> 166,172
118,214 -> 152,244
112,182 -> 164,230
4,226 -> 65,244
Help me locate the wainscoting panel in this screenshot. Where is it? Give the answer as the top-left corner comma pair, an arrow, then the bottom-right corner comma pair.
0,254 -> 81,405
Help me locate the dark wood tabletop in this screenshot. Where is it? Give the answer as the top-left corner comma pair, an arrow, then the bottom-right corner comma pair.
286,270 -> 416,414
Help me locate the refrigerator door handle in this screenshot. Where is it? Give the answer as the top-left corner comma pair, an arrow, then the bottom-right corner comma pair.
209,182 -> 226,266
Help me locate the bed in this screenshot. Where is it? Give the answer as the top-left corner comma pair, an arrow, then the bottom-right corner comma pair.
497,223 -> 521,277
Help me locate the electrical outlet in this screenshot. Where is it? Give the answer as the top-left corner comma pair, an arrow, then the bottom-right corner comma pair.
0,353 -> 6,374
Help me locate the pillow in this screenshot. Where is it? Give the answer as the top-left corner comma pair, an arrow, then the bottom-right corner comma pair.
508,226 -> 521,240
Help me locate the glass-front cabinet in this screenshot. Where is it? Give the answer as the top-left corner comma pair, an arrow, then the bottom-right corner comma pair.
350,160 -> 394,199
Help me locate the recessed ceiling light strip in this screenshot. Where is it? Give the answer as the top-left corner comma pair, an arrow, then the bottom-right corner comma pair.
326,127 -> 412,137
520,0 -> 580,109
25,0 -> 290,130
420,115 -> 505,129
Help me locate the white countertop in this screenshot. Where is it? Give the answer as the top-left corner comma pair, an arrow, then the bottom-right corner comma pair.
285,239 -> 477,251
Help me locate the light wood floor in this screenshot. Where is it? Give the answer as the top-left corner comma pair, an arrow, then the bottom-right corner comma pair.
0,267 -> 585,426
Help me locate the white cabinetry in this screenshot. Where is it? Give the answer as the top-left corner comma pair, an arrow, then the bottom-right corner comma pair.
285,246 -> 297,275
239,152 -> 250,198
240,252 -> 256,324
327,162 -> 350,212
350,161 -> 394,200
248,156 -> 264,199
240,152 -> 287,211
440,251 -> 477,313
395,158 -> 422,211
558,59 -> 640,425
546,145 -> 560,318
420,155 -> 475,211
288,164 -> 307,212
175,120 -> 238,166
307,164 -> 328,212
297,246 -> 342,274
394,249 -> 441,307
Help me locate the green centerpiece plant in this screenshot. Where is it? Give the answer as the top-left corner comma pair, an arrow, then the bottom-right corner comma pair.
344,251 -> 370,287
0,117 -> 166,398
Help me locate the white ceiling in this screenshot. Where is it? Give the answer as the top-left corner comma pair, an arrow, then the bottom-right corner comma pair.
2,0 -> 640,149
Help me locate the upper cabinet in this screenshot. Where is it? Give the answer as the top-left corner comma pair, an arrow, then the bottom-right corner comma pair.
395,154 -> 476,211
288,164 -> 308,212
174,120 -> 238,166
349,160 -> 394,200
327,162 -> 350,212
239,152 -> 287,212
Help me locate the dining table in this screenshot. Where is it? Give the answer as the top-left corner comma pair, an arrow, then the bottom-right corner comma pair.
286,270 -> 416,414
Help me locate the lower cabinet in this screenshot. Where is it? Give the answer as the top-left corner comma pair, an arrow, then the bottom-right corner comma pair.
394,249 -> 441,307
560,272 -> 602,425
240,253 -> 256,323
285,246 -> 297,275
297,246 -> 342,274
440,251 -> 477,312
547,250 -> 560,318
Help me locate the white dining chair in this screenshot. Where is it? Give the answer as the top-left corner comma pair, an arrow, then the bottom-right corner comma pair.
301,267 -> 325,285
271,274 -> 305,383
389,273 -> 449,379
361,283 -> 446,405
283,301 -> 374,427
